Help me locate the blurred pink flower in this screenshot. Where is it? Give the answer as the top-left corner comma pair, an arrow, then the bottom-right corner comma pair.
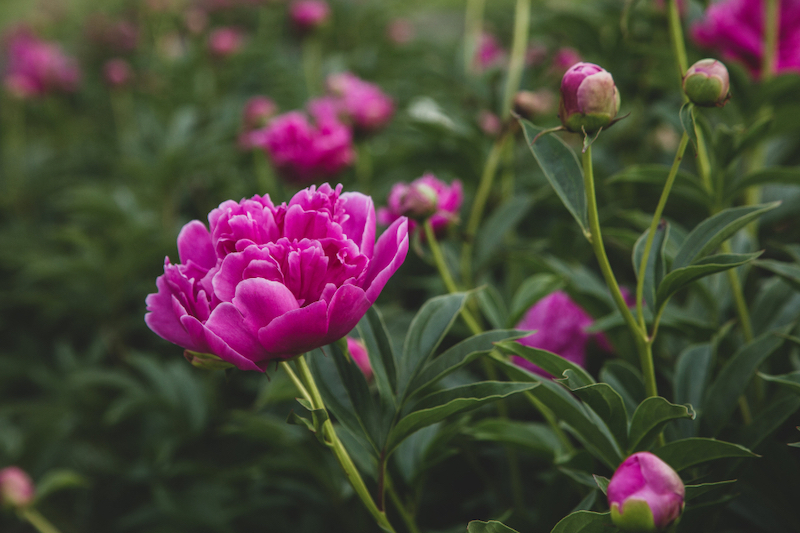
513,89 -> 557,119
347,337 -> 373,380
478,110 -> 502,137
184,8 -> 209,35
2,28 -> 80,98
525,42 -> 548,67
86,15 -> 139,53
474,32 -> 506,72
243,96 -> 278,130
550,47 -> 582,77
103,58 -> 133,89
691,0 -> 800,77
208,27 -> 245,58
0,467 -> 34,508
290,0 -> 331,32
387,18 -> 415,45
326,72 -> 394,133
378,173 -> 463,237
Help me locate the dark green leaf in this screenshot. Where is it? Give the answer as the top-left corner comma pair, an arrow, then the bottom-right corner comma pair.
475,195 -> 534,269
685,480 -> 738,501
702,327 -> 789,437
507,273 -> 565,327
727,167 -> 800,200
386,381 -> 538,455
570,383 -> 628,449
495,340 -> 595,386
673,343 -> 715,438
34,470 -> 89,502
633,220 -> 669,311
679,102 -> 698,151
739,393 -> 800,450
607,164 -> 710,206
476,284 -> 508,330
467,520 -> 521,533
593,475 -> 610,495
628,397 -> 694,453
654,438 -> 757,471
518,118 -> 588,233
671,203 -> 778,270
756,259 -> 800,292
550,510 -> 614,533
600,360 -> 646,417
465,419 -> 564,460
758,371 -> 800,395
357,306 -> 398,403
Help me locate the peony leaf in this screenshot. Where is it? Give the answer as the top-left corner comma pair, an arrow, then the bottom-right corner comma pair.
550,510 -> 613,533
633,219 -> 669,312
654,437 -> 757,471
627,397 -> 694,453
464,419 -> 565,461
357,306 -> 398,404
679,102 -> 698,152
726,166 -> 800,201
673,343 -> 715,438
467,520 -> 522,533
494,340 -> 595,387
755,259 -> 800,293
570,383 -> 629,449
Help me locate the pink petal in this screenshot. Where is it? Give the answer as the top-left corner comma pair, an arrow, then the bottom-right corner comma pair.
364,217 -> 409,303
322,284 -> 371,344
177,220 -> 216,270
338,192 -> 376,257
257,300 -> 329,355
204,302 -> 269,370
231,278 -> 299,333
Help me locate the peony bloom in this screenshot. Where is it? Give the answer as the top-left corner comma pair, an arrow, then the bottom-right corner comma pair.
608,452 -> 685,532
290,0 -> 331,32
683,58 -> 731,107
208,27 -> 245,58
145,184 -> 409,372
2,28 -> 80,99
249,109 -> 355,183
511,291 -> 608,377
691,0 -> 800,77
325,72 -> 395,133
378,174 -> 463,237
0,467 -> 35,509
347,337 -> 373,380
103,58 -> 133,89
558,62 -> 620,134
474,32 -> 506,72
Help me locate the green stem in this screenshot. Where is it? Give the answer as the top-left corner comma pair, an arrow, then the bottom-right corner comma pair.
302,36 -> 322,97
666,0 -> 688,78
2,95 -> 24,209
501,0 -> 531,119
424,219 -> 483,335
19,508 -> 62,533
635,132 -> 690,330
386,478 -> 421,533
464,0 -> 486,75
280,360 -> 312,403
721,241 -> 754,343
294,355 -> 397,533
355,141 -> 373,193
763,0 -> 779,81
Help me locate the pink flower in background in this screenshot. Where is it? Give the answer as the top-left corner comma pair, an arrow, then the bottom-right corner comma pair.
103,58 -> 133,89
692,0 -> 800,77
0,467 -> 35,508
525,42 -> 548,67
378,173 -> 463,236
242,96 -> 278,130
474,32 -> 506,71
511,291 -> 608,378
347,337 -> 373,380
251,110 -> 355,183
608,452 -> 685,532
326,72 -> 395,133
208,27 -> 245,58
550,47 -> 582,76
387,18 -> 415,45
478,110 -> 502,137
86,15 -> 139,53
2,28 -> 80,98
184,8 -> 209,35
290,0 -> 331,32
513,89 -> 557,119
145,184 -> 409,371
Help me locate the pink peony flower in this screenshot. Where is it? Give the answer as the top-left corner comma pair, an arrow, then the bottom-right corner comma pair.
377,173 -> 463,237
347,337 -> 373,380
474,32 -> 506,72
290,0 -> 331,32
692,0 -> 800,77
145,184 -> 409,372
0,467 -> 35,509
2,28 -> 81,99
249,109 -> 355,183
208,27 -> 245,58
511,291 -> 608,377
103,58 -> 133,89
325,72 -> 394,133
608,452 -> 685,532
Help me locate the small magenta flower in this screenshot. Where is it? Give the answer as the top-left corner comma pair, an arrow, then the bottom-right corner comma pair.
326,73 -> 394,134
511,291 -> 609,377
2,28 -> 81,99
103,58 -> 133,89
0,467 -> 35,509
290,0 -> 331,33
208,27 -> 245,58
347,337 -> 373,380
242,96 -> 278,130
145,184 -> 409,371
558,62 -> 620,134
474,32 -> 506,72
378,174 -> 463,236
478,110 -> 502,137
550,46 -> 582,76
608,452 -> 685,532
683,58 -> 731,107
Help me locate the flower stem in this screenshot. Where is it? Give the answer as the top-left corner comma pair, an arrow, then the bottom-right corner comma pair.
666,0 -> 688,77
302,36 -> 322,97
386,477 -> 421,533
19,508 -> 62,533
763,0 -> 779,81
293,355 -> 397,533
635,131 -> 690,331
501,0 -> 531,119
464,0 -> 486,75
721,241 -> 754,343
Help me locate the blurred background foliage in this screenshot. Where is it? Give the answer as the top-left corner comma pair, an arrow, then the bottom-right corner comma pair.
1,0 -> 800,532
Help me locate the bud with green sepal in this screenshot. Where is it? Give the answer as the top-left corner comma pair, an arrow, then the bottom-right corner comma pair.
558,62 -> 621,135
682,58 -> 730,107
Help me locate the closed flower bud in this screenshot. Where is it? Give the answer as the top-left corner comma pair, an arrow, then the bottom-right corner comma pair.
290,0 -> 330,33
0,467 -> 35,509
378,174 -> 462,236
346,337 -> 373,381
682,58 -> 730,107
608,452 -> 685,532
558,62 -> 620,134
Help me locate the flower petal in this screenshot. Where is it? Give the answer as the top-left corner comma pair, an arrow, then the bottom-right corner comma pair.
177,220 -> 216,270
323,283 -> 371,344
232,278 -> 299,333
338,192 -> 375,257
204,302 -> 269,370
257,300 -> 329,355
364,217 -> 409,303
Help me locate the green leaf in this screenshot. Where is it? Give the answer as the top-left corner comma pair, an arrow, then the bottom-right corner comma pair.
756,259 -> 800,292
357,306 -> 398,403
593,475 -> 610,495
495,340 -> 595,386
740,393 -> 800,450
758,371 -> 800,395
386,381 -> 538,455
465,419 -> 564,460
550,510 -> 614,533
633,220 -> 669,311
518,117 -> 588,233
398,293 -> 469,400
34,469 -> 89,502
507,273 -> 565,327
654,438 -> 757,471
476,284 -> 508,330
680,102 -> 698,151
468,520 -> 521,533
600,360 -> 646,417
656,252 -> 763,312
475,195 -> 534,269
607,164 -> 710,206
673,343 -> 715,438
628,397 -> 694,453
685,480 -> 738,501
671,203 -> 778,270
702,327 -> 789,437
408,330 -> 528,398
571,383 -> 629,449
727,167 -> 800,200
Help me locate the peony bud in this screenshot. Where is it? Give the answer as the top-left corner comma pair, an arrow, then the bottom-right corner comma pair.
608,452 -> 685,532
558,62 -> 620,134
103,58 -> 133,89
208,27 -> 245,58
346,337 -> 373,381
0,467 -> 35,509
242,96 -> 278,130
682,58 -> 730,107
378,174 -> 462,237
290,0 -> 331,33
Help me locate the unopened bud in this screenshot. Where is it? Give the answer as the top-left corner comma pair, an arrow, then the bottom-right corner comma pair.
558,62 -> 620,134
0,467 -> 35,509
683,58 -> 730,107
184,350 -> 235,370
